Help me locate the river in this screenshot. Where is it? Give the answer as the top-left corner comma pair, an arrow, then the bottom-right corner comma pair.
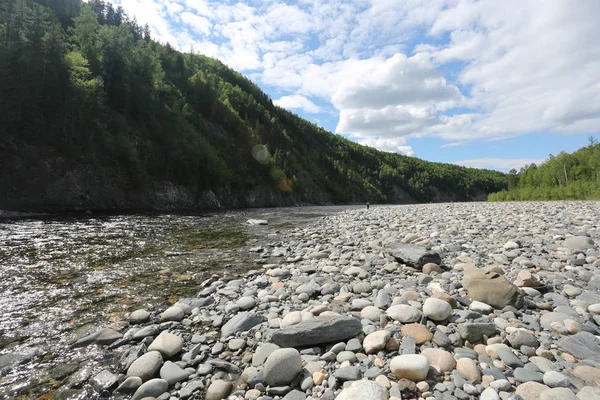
0,206 -> 357,399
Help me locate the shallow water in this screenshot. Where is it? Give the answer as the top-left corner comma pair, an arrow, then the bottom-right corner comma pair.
0,206 -> 356,399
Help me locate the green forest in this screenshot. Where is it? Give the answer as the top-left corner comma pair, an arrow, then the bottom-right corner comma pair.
488,139 -> 600,201
0,0 -> 508,210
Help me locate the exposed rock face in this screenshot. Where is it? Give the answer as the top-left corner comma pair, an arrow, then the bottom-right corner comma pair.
462,264 -> 524,309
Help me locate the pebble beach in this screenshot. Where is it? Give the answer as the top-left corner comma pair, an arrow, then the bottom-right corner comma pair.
74,201 -> 600,400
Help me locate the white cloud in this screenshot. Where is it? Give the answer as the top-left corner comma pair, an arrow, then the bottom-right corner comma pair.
107,0 -> 600,155
455,158 -> 546,172
425,0 -> 600,139
180,12 -> 211,35
274,95 -> 322,114
331,53 -> 462,110
356,137 -> 416,157
337,106 -> 440,137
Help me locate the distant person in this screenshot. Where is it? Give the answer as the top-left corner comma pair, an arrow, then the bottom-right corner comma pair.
366,202 -> 370,210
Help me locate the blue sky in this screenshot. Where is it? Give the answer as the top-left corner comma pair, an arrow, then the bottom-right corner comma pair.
109,0 -> 600,172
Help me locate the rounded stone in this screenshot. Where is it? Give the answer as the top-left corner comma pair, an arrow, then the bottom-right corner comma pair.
127,351 -> 163,382
423,263 -> 443,275
480,387 -> 501,400
236,296 -> 256,311
361,306 -> 383,322
540,387 -> 578,400
228,338 -> 246,351
421,348 -> 455,373
336,351 -> 357,363
280,311 -> 314,328
129,309 -> 151,324
160,306 -> 184,322
130,378 -> 168,400
386,305 -> 422,323
456,357 -> 481,383
401,323 -> 433,344
335,380 -> 389,400
263,348 -> 302,386
423,297 -> 453,321
147,331 -> 184,358
390,354 -> 430,381
543,371 -> 570,388
577,386 -> 600,399
159,360 -> 190,385
206,379 -> 233,400
363,330 -> 391,354
515,381 -> 550,400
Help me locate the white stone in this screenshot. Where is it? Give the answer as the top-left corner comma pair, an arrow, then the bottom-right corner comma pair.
363,330 -> 391,354
335,380 -> 389,400
423,297 -> 453,321
390,354 -> 430,381
386,305 -> 422,323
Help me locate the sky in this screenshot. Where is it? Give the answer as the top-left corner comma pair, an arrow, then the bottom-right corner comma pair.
108,0 -> 600,172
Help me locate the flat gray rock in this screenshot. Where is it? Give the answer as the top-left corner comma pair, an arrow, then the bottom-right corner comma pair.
90,369 -> 118,392
271,316 -> 362,347
386,242 -> 441,269
558,331 -> 600,360
131,378 -> 168,400
458,323 -> 499,343
282,390 -> 308,400
564,236 -> 596,250
72,328 -> 123,348
220,312 -> 266,338
160,360 -> 190,385
333,366 -> 362,381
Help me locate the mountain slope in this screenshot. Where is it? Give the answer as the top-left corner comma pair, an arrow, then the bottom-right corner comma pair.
0,0 -> 507,212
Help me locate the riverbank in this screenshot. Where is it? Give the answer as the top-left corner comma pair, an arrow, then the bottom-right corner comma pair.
0,207 -> 356,399
8,202 -> 600,400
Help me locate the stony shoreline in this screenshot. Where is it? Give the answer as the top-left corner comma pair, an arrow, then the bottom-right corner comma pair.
73,202 -> 600,400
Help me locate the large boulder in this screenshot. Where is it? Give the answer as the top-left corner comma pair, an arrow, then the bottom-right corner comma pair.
271,315 -> 362,347
385,242 -> 441,270
461,264 -> 524,309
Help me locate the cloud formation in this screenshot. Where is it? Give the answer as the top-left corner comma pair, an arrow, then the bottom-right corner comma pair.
274,95 -> 321,114
108,0 -> 600,156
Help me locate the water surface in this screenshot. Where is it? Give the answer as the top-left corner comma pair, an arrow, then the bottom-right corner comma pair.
0,206 -> 355,399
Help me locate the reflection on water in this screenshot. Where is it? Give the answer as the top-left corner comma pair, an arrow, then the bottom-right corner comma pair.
0,206 -> 352,398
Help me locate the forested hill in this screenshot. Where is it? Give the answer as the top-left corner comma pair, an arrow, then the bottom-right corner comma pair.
0,0 -> 507,212
488,140 -> 600,202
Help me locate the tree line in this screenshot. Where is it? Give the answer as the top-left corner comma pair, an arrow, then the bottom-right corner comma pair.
0,0 -> 507,207
488,138 -> 600,201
